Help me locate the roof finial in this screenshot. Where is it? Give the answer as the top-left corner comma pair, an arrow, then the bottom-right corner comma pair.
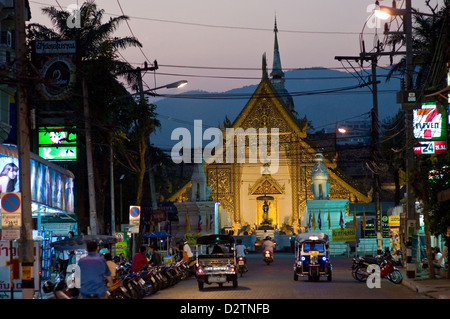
262,52 -> 268,79
270,16 -> 283,79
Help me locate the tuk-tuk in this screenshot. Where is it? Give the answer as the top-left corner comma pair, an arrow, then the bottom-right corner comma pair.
195,234 -> 238,290
293,232 -> 332,282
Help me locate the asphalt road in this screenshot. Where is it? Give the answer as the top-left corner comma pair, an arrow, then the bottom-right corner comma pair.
145,252 -> 429,300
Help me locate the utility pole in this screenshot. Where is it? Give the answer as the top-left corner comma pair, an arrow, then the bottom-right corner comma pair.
401,0 -> 417,279
134,62 -> 159,214
15,0 -> 34,299
335,54 -> 383,253
82,76 -> 98,235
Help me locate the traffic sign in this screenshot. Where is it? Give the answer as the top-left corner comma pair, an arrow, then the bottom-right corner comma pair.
1,193 -> 22,228
129,205 -> 141,227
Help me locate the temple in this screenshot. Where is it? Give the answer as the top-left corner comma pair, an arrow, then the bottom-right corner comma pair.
169,19 -> 372,242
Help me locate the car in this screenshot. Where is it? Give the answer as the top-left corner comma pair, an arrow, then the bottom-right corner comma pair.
293,232 -> 332,282
195,234 -> 238,290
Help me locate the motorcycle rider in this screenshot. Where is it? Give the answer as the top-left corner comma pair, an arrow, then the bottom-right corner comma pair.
236,239 -> 248,272
261,236 -> 275,257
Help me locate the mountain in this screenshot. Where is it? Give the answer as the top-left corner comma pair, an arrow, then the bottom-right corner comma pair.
151,67 -> 402,150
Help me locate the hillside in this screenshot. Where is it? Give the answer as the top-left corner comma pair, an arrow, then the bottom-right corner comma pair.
151,67 -> 401,150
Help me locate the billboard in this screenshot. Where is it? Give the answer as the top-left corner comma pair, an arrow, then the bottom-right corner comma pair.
0,145 -> 74,217
38,127 -> 77,161
413,102 -> 447,154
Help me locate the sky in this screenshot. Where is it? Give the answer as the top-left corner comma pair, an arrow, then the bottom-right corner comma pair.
27,0 -> 437,94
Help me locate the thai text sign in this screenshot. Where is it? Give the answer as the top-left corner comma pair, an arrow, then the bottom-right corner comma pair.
0,193 -> 21,228
0,241 -> 40,292
332,228 -> 356,242
388,216 -> 400,227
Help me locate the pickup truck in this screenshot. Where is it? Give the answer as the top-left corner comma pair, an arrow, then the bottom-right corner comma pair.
195,234 -> 238,290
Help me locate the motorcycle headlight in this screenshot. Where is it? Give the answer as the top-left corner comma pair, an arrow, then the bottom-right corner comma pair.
322,257 -> 327,262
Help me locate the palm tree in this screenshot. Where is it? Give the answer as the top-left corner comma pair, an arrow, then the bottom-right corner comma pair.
27,3 -> 146,234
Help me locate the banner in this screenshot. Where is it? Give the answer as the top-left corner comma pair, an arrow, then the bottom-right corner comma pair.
332,228 -> 356,242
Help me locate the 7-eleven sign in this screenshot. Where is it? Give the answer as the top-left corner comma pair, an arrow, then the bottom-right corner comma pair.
413,104 -> 442,139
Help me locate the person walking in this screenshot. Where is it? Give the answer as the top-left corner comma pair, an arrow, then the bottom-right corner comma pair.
438,226 -> 450,267
78,241 -> 113,299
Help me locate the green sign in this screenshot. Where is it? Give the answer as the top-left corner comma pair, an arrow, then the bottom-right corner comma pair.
38,127 -> 76,145
38,127 -> 77,161
39,146 -> 77,161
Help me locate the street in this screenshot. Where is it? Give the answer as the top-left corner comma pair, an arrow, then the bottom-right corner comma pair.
145,252 -> 429,300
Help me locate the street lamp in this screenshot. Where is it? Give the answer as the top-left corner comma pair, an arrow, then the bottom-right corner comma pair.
142,80 -> 188,96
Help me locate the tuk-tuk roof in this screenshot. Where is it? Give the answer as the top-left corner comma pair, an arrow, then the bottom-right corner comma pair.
295,232 -> 329,243
196,234 -> 235,245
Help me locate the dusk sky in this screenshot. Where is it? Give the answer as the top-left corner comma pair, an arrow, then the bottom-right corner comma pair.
28,0 -> 435,94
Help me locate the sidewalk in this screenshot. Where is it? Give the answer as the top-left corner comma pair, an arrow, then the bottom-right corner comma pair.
400,267 -> 450,299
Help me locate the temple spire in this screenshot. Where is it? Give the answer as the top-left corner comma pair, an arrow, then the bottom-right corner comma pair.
270,16 -> 284,79
269,17 -> 295,112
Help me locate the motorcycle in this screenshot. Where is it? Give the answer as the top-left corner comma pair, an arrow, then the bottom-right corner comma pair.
263,250 -> 273,265
352,254 -> 402,284
237,256 -> 248,276
107,279 -> 132,299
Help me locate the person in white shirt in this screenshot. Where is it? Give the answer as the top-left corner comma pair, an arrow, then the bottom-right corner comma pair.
235,239 -> 247,258
183,239 -> 194,261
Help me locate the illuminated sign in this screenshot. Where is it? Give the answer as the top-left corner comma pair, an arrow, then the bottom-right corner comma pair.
38,127 -> 77,161
39,57 -> 75,100
413,102 -> 447,154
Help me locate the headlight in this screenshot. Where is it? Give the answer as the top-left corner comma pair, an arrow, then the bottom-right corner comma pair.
322,257 -> 327,262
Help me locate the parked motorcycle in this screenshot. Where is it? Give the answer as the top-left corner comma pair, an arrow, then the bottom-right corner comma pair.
352,254 -> 402,284
237,256 -> 248,276
263,250 -> 274,265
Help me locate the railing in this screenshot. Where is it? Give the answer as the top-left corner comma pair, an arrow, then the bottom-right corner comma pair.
329,243 -> 350,257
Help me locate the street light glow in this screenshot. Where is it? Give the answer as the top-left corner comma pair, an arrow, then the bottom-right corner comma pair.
165,80 -> 188,89
374,7 -> 392,20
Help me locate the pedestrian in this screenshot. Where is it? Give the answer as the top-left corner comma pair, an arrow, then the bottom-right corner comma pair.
78,240 -> 113,299
104,253 -> 117,281
183,239 -> 194,262
56,248 -> 70,279
438,226 -> 450,267
149,246 -> 162,266
131,246 -> 149,272
178,242 -> 189,262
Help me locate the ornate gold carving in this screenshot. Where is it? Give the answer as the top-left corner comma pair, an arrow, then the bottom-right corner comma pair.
248,175 -> 285,195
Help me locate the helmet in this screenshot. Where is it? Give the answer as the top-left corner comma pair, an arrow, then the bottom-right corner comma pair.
265,236 -> 271,240
99,248 -> 110,255
42,280 -> 55,294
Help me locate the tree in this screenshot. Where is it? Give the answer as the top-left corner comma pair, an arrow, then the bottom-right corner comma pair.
27,3 -> 143,234
114,99 -> 160,207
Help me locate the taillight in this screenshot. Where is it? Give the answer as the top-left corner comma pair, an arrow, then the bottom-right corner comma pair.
197,267 -> 203,274
238,256 -> 244,261
265,250 -> 270,254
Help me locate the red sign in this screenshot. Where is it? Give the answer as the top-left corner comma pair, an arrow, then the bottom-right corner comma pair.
414,140 -> 447,154
152,210 -> 166,223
